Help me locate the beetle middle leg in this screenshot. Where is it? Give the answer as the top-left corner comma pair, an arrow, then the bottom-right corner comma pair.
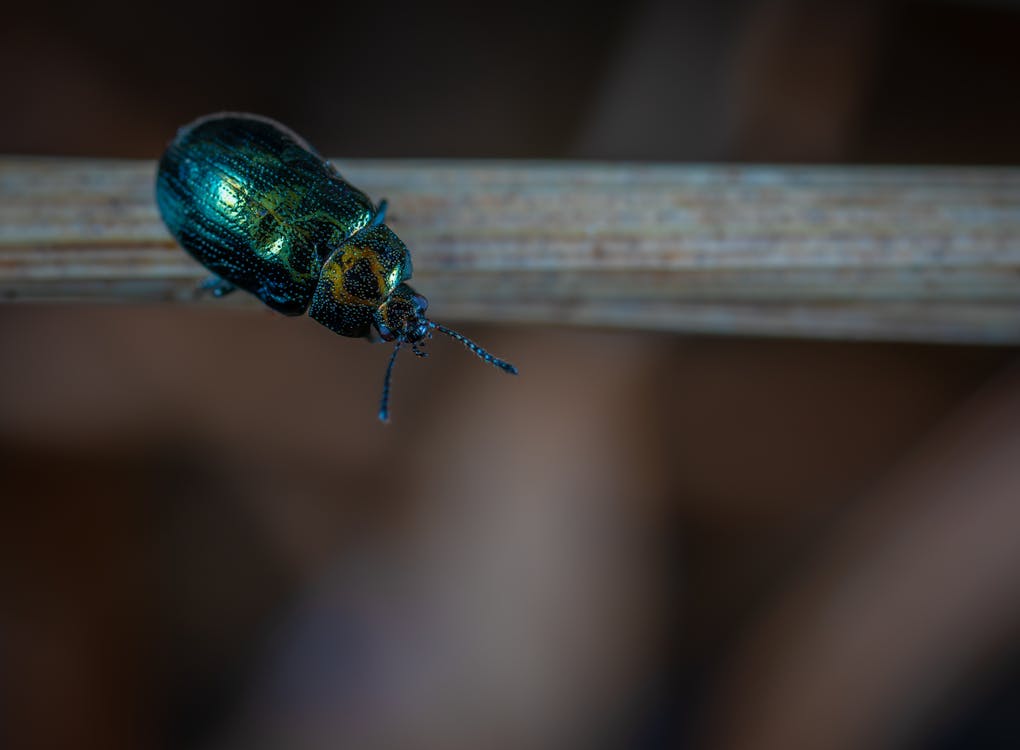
199,276 -> 237,298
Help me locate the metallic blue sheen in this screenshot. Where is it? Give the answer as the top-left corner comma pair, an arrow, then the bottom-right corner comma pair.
155,113 -> 518,422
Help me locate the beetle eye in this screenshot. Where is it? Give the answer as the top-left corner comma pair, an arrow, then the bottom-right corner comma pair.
413,293 -> 429,311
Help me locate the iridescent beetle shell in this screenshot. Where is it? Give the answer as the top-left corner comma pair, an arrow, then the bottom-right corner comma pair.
156,113 -> 516,421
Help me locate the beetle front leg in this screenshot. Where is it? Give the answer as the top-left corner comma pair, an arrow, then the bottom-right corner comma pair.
198,276 -> 237,298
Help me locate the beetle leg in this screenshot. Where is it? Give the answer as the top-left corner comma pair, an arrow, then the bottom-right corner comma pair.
199,276 -> 237,298
378,343 -> 402,422
371,199 -> 388,226
411,342 -> 429,358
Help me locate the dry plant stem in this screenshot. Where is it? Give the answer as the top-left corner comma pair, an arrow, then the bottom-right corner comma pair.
2,157 -> 1020,343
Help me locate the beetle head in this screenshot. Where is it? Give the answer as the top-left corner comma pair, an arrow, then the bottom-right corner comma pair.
374,283 -> 430,344
374,283 -> 518,422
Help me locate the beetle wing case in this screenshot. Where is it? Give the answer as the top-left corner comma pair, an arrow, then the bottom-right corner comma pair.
156,113 -> 377,315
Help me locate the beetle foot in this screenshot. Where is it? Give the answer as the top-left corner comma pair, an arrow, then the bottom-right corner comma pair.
199,276 -> 237,298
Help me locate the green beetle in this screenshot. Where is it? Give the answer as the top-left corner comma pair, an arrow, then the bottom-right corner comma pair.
156,113 -> 516,421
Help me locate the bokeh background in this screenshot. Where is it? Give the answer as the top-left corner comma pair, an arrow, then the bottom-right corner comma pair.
3,1 -> 1020,748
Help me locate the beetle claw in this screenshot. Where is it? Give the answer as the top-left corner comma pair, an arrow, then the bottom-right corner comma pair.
198,276 -> 237,297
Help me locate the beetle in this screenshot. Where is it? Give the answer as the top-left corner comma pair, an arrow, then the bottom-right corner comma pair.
155,113 -> 517,422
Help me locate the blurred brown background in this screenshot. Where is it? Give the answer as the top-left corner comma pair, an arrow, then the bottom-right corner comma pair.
3,1 -> 1020,748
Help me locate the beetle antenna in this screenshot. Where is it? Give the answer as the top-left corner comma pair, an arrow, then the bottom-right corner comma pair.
378,343 -> 402,423
429,322 -> 518,375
